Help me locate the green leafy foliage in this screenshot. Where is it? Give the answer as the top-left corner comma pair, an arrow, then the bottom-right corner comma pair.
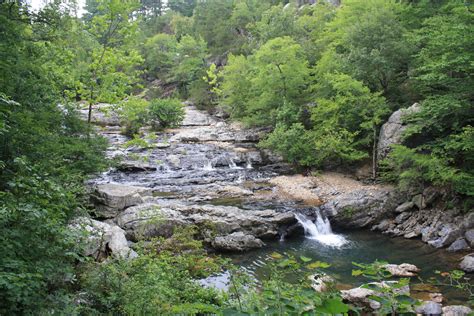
226,253 -> 350,315
149,98 -> 185,129
352,261 -> 419,314
79,226 -> 224,314
118,96 -> 150,137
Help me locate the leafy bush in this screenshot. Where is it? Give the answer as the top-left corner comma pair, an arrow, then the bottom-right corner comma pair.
0,159 -> 86,314
79,226 -> 224,314
149,98 -> 185,129
118,97 -> 150,137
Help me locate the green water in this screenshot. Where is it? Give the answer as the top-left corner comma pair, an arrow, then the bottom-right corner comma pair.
225,230 -> 469,304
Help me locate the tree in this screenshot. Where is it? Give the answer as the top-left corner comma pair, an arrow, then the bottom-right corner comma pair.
80,0 -> 143,123
316,0 -> 411,102
143,33 -> 178,79
312,73 -> 389,172
167,0 -> 197,17
221,37 -> 311,127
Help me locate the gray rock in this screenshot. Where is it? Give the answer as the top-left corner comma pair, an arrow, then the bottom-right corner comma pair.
156,142 -> 170,149
395,212 -> 412,224
325,187 -> 398,229
181,105 -> 216,126
167,155 -> 181,168
395,201 -> 415,213
384,263 -> 420,277
115,200 -> 296,244
70,217 -> 137,260
414,301 -> 442,315
428,224 -> 462,248
422,187 -> 439,207
309,273 -> 334,292
78,103 -> 120,126
212,232 -> 264,251
465,229 -> 474,247
117,161 -> 157,172
377,103 -> 420,161
341,281 -> 409,311
442,305 -> 472,316
447,238 -> 470,252
460,253 -> 474,272
412,194 -> 425,209
463,213 -> 474,230
91,184 -> 152,218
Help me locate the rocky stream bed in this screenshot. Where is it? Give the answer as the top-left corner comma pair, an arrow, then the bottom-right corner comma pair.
72,103 -> 474,314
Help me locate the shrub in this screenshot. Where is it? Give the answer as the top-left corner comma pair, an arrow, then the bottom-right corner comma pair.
149,98 -> 185,129
118,97 -> 150,137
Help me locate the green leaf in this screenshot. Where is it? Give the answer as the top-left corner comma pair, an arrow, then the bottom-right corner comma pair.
300,255 -> 312,263
318,298 -> 350,314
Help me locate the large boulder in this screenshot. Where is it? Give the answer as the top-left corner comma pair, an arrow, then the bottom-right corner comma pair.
377,103 -> 420,161
70,217 -> 137,260
115,200 -> 296,245
428,223 -> 462,249
91,184 -> 152,218
447,238 -> 470,252
465,229 -> 474,247
212,232 -> 264,252
323,187 -> 398,228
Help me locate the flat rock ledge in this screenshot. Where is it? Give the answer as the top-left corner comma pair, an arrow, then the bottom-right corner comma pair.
90,183 -> 152,218
113,200 -> 296,251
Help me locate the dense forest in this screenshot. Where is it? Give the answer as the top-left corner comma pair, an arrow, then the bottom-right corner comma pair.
0,0 -> 473,314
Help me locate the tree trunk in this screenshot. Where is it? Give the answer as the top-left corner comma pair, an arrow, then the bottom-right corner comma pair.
372,126 -> 377,179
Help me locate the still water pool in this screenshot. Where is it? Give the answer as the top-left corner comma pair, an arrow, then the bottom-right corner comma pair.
207,228 -> 469,304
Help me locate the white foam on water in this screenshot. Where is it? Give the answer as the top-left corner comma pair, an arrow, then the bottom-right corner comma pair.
295,212 -> 348,248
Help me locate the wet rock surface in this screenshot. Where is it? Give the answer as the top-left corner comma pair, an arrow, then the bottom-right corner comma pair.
84,104 -> 298,251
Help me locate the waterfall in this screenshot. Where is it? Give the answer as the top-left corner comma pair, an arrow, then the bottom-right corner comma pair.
228,158 -> 243,169
246,160 -> 253,169
203,159 -> 215,171
295,212 -> 347,247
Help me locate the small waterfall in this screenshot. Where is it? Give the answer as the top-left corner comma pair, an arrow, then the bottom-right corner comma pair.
228,158 -> 243,169
246,160 -> 253,169
203,159 -> 215,171
295,212 -> 347,247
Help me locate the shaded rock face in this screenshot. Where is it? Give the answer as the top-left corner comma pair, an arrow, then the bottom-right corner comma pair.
377,102 -> 420,161
69,217 -> 137,260
322,187 -> 399,229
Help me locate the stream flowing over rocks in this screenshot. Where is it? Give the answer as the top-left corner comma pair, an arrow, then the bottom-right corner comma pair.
78,103 -> 472,272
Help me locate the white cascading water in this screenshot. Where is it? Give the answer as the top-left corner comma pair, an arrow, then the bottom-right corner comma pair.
295,212 -> 347,247
203,159 -> 215,171
246,160 -> 253,169
228,158 -> 243,169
